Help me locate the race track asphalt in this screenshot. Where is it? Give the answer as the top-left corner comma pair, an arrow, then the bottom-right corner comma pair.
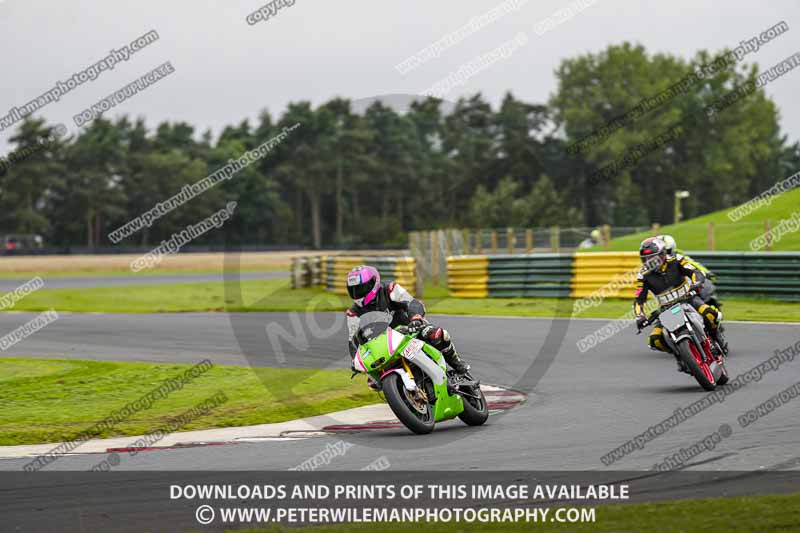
1,311 -> 799,475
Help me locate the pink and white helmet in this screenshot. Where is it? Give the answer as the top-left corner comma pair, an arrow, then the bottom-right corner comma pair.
346,265 -> 380,307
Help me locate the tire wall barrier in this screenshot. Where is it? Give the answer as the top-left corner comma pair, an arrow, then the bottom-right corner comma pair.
292,256 -> 416,295
448,254 -> 574,298
447,256 -> 489,298
447,252 -> 800,301
571,252 -> 640,299
688,252 -> 800,301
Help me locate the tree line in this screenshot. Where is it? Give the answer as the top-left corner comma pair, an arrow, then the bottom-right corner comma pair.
1,42 -> 798,249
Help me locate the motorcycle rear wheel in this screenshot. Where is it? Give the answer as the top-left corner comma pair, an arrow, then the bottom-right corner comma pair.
457,384 -> 489,426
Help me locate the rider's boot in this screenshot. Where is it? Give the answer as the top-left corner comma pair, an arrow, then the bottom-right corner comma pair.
713,324 -> 729,355
421,325 -> 471,376
441,342 -> 470,375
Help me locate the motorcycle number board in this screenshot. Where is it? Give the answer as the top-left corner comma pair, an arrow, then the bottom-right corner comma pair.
661,304 -> 685,330
401,339 -> 424,360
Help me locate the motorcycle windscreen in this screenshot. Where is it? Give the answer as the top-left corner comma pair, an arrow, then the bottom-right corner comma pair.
357,310 -> 393,342
659,304 -> 686,332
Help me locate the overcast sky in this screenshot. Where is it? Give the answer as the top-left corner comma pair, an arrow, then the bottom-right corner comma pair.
1,0 -> 798,152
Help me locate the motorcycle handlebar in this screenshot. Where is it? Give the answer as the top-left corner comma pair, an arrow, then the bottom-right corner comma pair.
635,307 -> 669,333
636,288 -> 701,333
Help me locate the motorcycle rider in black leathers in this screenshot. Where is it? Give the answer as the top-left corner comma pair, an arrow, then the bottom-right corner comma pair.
634,238 -> 728,370
344,265 -> 470,386
656,234 -> 720,307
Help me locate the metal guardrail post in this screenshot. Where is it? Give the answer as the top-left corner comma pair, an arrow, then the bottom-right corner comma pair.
550,226 -> 560,252
290,258 -> 299,288
415,257 -> 424,298
707,222 -> 716,251
765,219 -> 772,251
431,231 -> 440,287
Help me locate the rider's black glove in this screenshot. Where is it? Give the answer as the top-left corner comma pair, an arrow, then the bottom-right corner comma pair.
407,314 -> 428,334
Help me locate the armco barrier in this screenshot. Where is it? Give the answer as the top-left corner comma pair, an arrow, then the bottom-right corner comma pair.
448,252 -> 800,301
448,254 -> 573,298
292,255 -> 416,294
570,251 -> 800,301
488,254 -> 574,297
290,256 -> 324,289
689,252 -> 800,301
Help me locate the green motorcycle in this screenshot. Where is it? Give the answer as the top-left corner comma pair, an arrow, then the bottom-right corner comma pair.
351,311 -> 489,434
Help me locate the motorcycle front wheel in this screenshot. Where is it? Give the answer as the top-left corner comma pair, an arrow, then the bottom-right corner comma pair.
382,372 -> 435,435
677,339 -> 717,391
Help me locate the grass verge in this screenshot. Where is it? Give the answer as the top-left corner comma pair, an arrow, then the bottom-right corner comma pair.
0,358 -> 377,446
0,251 -> 300,276
1,279 -> 308,313
593,187 -> 800,252
0,266 -> 286,279
223,492 -> 800,532
4,278 -> 800,322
